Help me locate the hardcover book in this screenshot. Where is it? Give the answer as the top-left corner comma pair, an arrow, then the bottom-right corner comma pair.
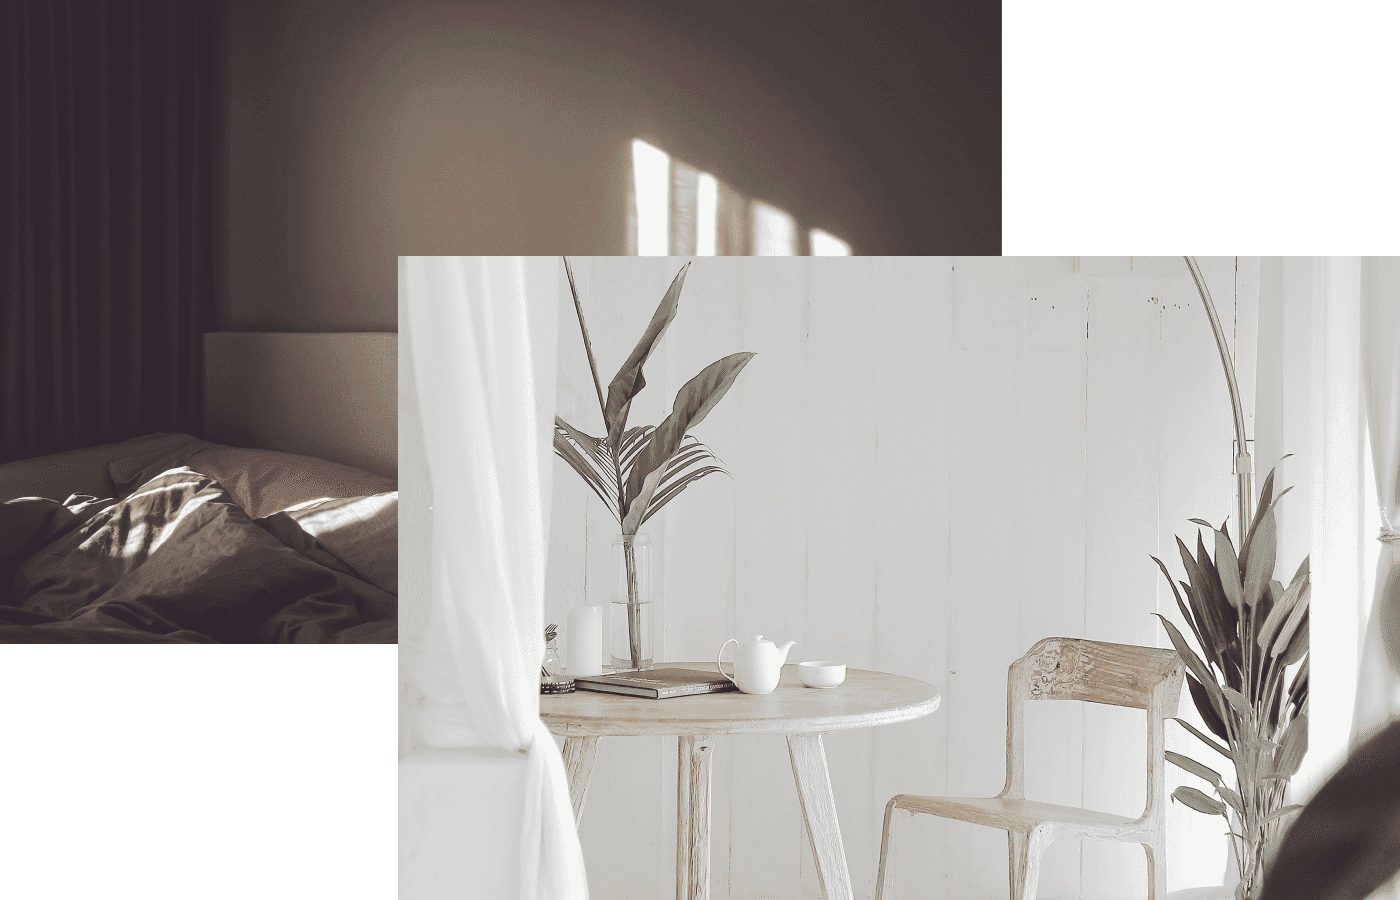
572,667 -> 739,699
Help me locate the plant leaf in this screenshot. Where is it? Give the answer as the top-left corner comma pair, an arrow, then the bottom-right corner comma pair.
1166,751 -> 1223,787
1254,721 -> 1400,900
1154,614 -> 1225,719
1262,804 -> 1305,824
1172,717 -> 1234,759
1221,686 -> 1253,721
603,262 -> 690,448
624,352 -> 756,509
1216,528 -> 1245,611
1258,559 -> 1308,656
1242,503 -> 1277,608
555,416 -> 618,482
564,257 -> 610,423
1174,785 -> 1227,817
1188,674 -> 1232,743
1274,580 -> 1310,659
621,462 -> 668,535
1188,518 -> 1215,528
553,430 -> 621,520
1177,536 -> 1230,665
1153,555 -> 1210,659
1242,461 -> 1282,570
1217,784 -> 1244,817
640,466 -> 729,526
1273,713 -> 1308,779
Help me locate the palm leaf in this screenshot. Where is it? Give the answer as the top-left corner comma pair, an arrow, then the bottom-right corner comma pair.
603,262 -> 690,448
553,430 -> 621,518
564,257 -> 609,422
641,466 -> 729,526
556,416 -> 618,480
623,352 -> 756,531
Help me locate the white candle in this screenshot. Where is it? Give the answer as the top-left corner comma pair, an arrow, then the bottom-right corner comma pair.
566,605 -> 603,677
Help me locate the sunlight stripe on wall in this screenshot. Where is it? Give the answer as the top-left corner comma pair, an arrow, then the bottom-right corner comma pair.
632,139 -> 670,256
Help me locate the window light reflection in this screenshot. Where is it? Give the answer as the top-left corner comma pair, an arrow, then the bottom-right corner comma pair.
629,138 -> 850,255
632,139 -> 670,256
810,229 -> 851,256
752,202 -> 795,256
696,173 -> 717,256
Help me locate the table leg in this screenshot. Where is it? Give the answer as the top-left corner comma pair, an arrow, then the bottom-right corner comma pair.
561,736 -> 599,826
787,733 -> 854,900
677,734 -> 715,900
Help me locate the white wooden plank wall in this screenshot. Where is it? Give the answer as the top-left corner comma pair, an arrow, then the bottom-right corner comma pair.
546,257 -> 1248,900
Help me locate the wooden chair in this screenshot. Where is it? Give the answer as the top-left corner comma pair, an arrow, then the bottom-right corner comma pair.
875,637 -> 1185,900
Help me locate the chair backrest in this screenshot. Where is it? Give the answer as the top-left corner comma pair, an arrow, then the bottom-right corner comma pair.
1000,637 -> 1185,821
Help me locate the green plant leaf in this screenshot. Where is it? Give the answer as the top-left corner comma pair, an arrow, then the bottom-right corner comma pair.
603,262 -> 690,448
1166,750 -> 1223,787
1287,656 -> 1309,717
1242,461 -> 1282,570
1153,555 -> 1210,658
640,466 -> 729,526
1222,686 -> 1253,721
1216,528 -> 1245,611
1274,581 -> 1310,660
624,352 -> 756,512
1243,504 -> 1277,608
621,462 -> 668,535
1177,536 -> 1231,665
1217,785 -> 1245,817
1172,717 -> 1234,759
1197,530 -> 1240,648
1262,804 -> 1305,824
1273,713 -> 1308,779
555,416 -> 618,481
1188,674 -> 1232,743
553,429 -> 621,519
564,257 -> 610,423
1174,785 -> 1227,817
1189,518 -> 1215,528
1155,613 -> 1229,726
1258,560 -> 1308,656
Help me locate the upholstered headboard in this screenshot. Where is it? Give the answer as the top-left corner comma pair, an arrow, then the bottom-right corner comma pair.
203,333 -> 397,479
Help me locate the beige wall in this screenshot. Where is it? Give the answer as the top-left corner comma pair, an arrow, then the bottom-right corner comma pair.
222,2 -> 997,331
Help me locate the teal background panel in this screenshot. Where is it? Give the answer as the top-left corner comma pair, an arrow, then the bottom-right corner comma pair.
1,646 -> 394,900
1002,3 -> 1400,253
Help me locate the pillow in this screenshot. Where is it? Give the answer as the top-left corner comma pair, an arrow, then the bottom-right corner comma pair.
110,444 -> 396,519
0,433 -> 200,503
260,492 -> 397,595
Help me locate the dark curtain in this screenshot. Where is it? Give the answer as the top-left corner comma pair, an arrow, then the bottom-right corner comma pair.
1,0 -> 217,464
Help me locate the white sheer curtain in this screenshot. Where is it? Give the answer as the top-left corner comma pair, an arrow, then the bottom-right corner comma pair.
1353,258 -> 1400,744
1254,257 -> 1368,801
401,256 -> 588,900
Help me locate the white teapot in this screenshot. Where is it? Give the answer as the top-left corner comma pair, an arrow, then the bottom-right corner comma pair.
717,635 -> 797,695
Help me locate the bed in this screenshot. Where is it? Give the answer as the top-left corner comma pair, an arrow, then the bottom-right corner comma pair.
0,333 -> 397,644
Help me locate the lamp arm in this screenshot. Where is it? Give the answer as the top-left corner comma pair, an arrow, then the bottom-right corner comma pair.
1184,256 -> 1254,546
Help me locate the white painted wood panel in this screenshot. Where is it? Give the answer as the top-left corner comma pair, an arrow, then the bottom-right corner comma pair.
546,257 -> 1245,900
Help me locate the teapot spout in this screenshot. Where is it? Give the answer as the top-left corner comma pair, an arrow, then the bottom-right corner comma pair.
775,640 -> 797,666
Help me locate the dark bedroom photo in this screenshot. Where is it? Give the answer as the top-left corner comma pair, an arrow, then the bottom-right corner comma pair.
1,0 -> 398,643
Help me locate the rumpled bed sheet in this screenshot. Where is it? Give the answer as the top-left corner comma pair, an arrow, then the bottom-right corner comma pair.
0,467 -> 396,643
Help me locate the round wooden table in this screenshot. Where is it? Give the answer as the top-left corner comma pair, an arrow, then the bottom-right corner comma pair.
541,662 -> 940,900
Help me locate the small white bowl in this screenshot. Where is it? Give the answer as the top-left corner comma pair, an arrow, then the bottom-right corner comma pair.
798,661 -> 846,688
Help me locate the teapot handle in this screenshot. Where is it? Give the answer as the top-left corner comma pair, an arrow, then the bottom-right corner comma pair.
717,638 -> 739,686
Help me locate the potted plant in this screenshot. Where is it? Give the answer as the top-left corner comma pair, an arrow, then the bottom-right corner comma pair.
1154,465 -> 1310,900
553,258 -> 754,670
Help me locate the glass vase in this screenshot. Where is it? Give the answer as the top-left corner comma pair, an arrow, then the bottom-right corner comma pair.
611,533 -> 653,671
